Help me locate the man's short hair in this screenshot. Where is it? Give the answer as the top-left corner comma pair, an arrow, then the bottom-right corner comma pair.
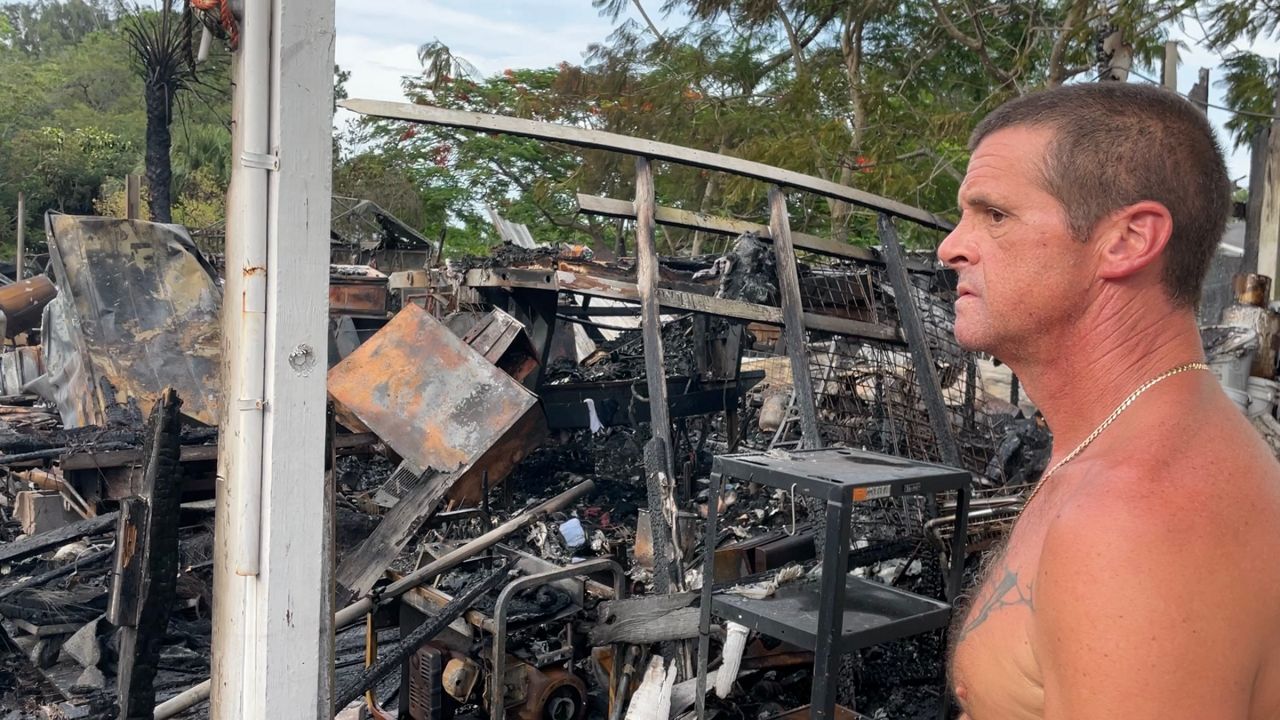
970,83 -> 1231,308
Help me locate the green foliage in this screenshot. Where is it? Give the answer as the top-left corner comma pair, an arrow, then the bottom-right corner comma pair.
0,2 -> 231,248
10,126 -> 135,214
1218,52 -> 1276,150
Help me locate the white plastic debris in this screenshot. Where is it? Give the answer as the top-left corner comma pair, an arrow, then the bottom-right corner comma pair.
559,518 -> 586,549
625,656 -> 677,720
715,621 -> 750,698
585,398 -> 605,433
725,563 -> 806,600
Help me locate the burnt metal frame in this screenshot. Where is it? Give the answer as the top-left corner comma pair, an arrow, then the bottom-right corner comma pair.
695,449 -> 970,720
490,558 -> 627,720
339,101 -> 977,715
877,214 -> 963,469
338,99 -> 959,465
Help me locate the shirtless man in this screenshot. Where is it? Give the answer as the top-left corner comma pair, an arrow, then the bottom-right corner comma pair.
940,83 -> 1280,719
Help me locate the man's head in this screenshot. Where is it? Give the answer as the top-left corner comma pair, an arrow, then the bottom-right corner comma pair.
970,83 -> 1230,306
939,83 -> 1231,357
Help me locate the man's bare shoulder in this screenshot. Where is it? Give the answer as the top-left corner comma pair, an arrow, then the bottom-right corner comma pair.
1035,415 -> 1280,661
1051,416 -> 1280,579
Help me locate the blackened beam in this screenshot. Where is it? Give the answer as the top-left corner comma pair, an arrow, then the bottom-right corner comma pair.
58,433 -> 377,471
463,267 -> 903,345
339,99 -> 954,232
576,193 -> 936,274
768,187 -> 822,448
0,511 -> 119,564
112,387 -> 183,720
876,214 -> 963,469
540,372 -> 765,430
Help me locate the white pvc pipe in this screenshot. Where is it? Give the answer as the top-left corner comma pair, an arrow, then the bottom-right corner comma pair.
196,25 -> 213,64
228,0 -> 271,576
715,621 -> 749,698
624,656 -> 676,720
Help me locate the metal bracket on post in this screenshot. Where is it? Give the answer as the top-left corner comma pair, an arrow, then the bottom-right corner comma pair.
240,151 -> 279,171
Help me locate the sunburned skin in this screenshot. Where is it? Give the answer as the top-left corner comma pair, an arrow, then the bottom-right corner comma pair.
937,117 -> 1280,720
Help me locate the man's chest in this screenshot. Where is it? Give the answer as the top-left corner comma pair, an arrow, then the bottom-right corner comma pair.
949,550 -> 1045,719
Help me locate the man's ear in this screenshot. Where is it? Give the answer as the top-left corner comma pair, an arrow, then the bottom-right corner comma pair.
1094,201 -> 1174,280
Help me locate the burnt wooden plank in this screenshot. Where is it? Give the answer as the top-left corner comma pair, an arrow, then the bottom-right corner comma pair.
59,433 -> 376,471
340,100 -> 954,232
635,158 -> 684,600
111,388 -> 183,720
577,193 -> 882,264
465,267 -> 902,344
591,592 -> 701,645
334,466 -> 462,605
768,187 -> 822,449
0,512 -> 119,565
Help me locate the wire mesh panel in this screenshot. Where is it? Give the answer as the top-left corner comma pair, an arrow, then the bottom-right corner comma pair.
795,254 -> 1003,477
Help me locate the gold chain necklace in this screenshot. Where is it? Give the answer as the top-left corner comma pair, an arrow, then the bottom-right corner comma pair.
1021,361 -> 1211,510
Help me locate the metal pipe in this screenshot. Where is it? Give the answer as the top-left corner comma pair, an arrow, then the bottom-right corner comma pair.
337,478 -> 595,627
333,558 -> 513,712
156,479 -> 597,719
226,0 -> 271,577
15,192 -> 24,281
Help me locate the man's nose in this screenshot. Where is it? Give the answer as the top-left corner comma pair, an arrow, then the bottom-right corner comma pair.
937,223 -> 975,269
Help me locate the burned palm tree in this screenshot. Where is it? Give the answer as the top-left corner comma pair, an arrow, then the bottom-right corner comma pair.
122,2 -> 201,223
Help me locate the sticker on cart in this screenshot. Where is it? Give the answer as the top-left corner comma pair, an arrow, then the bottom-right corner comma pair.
852,484 -> 891,501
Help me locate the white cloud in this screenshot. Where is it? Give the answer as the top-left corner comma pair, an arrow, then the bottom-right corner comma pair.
334,3 -> 1275,186
334,1 -> 616,133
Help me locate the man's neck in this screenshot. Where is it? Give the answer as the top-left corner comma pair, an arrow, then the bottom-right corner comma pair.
1003,291 -> 1205,457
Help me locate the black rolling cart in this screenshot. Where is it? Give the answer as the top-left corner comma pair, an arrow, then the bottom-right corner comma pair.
695,448 -> 971,719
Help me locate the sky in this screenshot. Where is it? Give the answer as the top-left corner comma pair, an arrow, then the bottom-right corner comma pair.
333,0 -> 1280,186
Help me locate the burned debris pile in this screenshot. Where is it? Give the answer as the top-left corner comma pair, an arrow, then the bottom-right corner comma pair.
0,209 -> 1047,720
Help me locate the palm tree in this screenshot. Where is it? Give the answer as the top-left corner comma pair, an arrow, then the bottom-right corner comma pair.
122,2 -> 200,223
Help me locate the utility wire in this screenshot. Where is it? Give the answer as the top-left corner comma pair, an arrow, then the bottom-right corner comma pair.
1124,66 -> 1280,121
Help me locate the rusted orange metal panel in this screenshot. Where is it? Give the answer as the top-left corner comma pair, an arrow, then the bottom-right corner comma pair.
0,274 -> 56,338
327,303 -> 545,502
329,264 -> 389,316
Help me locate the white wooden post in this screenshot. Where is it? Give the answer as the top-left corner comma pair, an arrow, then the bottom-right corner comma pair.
1257,57 -> 1280,295
211,0 -> 335,716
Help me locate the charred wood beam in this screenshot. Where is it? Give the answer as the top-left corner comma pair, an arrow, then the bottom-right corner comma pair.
58,433 -> 377,471
635,157 -> 684,601
591,592 -> 701,645
768,187 -> 822,449
577,193 -> 936,273
339,100 -> 953,232
539,372 -> 763,430
0,443 -> 134,466
0,511 -> 119,565
464,267 -> 903,344
335,465 -> 464,606
876,215 -> 962,471
0,544 -> 114,600
109,387 -> 184,720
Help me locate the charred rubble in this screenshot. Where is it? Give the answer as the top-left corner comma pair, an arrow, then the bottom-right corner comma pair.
0,211 -> 1056,720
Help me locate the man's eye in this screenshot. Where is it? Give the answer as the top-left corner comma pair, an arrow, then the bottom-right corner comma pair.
987,208 -> 1007,224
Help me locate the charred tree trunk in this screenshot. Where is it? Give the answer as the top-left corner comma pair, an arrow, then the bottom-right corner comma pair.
143,80 -> 174,223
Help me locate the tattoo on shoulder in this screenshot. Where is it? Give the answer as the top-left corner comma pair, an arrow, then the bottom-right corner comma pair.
957,566 -> 1034,642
